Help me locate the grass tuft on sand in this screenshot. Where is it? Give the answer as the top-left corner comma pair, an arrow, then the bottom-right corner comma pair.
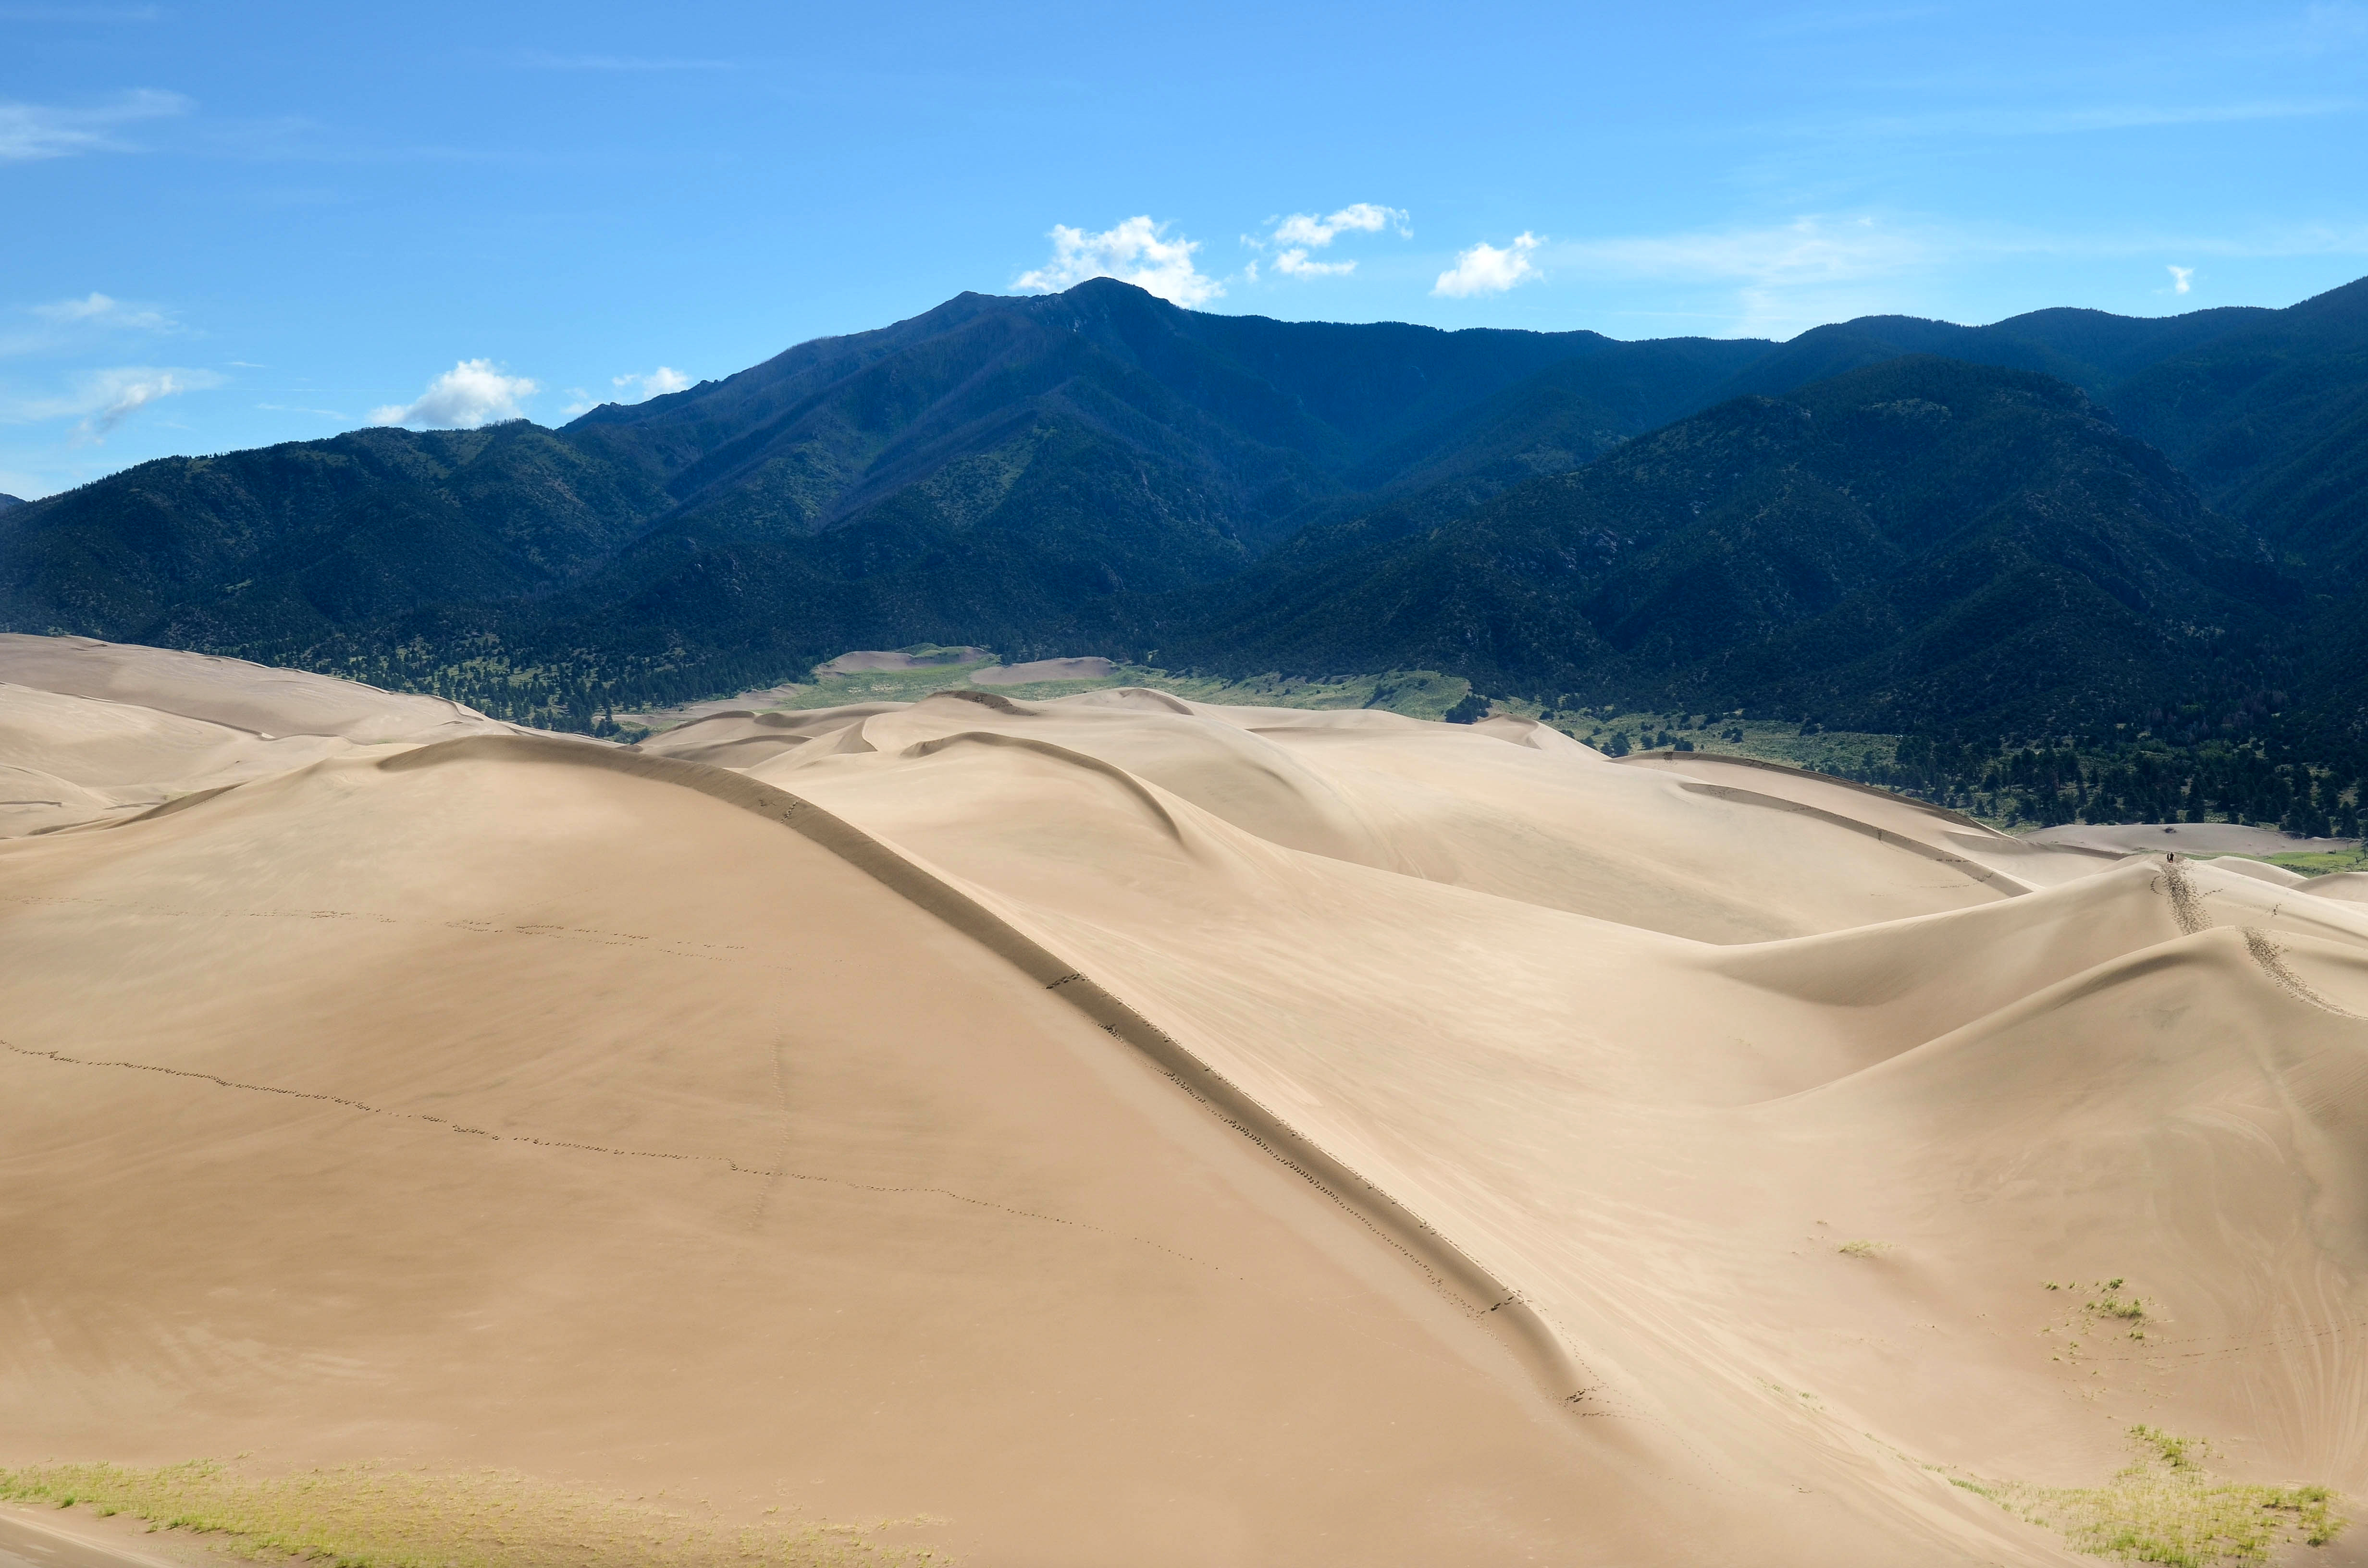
0,1460 -> 937,1567
1950,1426 -> 2341,1566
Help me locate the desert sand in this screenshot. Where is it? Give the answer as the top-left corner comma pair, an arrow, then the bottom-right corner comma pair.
2027,821 -> 2358,857
0,634 -> 511,839
5,639 -> 2366,1566
813,648 -> 992,674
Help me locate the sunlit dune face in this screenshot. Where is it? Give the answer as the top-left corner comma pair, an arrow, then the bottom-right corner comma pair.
4,637 -> 2364,1568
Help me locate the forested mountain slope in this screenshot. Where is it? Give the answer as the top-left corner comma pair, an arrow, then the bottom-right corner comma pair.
1,275 -> 2361,782
1146,357 -> 2284,736
0,425 -> 666,651
0,281 -> 1770,674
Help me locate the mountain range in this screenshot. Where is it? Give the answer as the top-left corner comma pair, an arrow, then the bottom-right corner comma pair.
4,273 -> 2366,808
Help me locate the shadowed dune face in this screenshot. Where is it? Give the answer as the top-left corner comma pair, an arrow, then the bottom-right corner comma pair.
7,638 -> 2368,1567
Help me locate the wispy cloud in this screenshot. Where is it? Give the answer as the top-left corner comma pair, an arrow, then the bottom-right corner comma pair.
31,292 -> 177,331
1273,204 -> 1409,247
79,367 -> 212,438
1,290 -> 182,357
1556,212 -> 2368,334
1551,214 -> 1929,332
256,402 -> 349,420
1559,214 -> 1924,285
1,364 -> 223,441
1841,96 -> 2355,142
369,359 -> 538,429
1015,216 -> 1223,307
1244,203 -> 1410,281
0,87 -> 187,161
1433,233 -> 1542,298
2132,222 -> 2368,258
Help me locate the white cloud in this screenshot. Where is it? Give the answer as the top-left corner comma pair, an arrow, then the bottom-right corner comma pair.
1560,215 -> 1923,286
2168,264 -> 2195,294
80,368 -> 210,438
1433,233 -> 1542,297
1273,249 -> 1355,278
369,359 -> 539,429
1014,216 -> 1223,307
1549,215 -> 1936,334
1244,203 -> 1410,284
1269,202 -> 1410,249
30,291 -> 176,331
613,366 -> 691,400
91,369 -> 217,438
0,88 -> 187,161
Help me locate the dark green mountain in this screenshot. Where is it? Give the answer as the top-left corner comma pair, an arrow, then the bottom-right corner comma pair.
1692,305 -> 2267,408
1153,357 -> 2283,737
1,280 -> 1770,686
2103,277 -> 2368,566
1,275 -> 2361,790
0,424 -> 664,650
1676,277 -> 2368,578
563,278 -> 1771,551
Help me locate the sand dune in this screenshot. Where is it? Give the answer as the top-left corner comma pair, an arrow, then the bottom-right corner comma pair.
813,648 -> 990,674
6,642 -> 2366,1565
0,635 -> 508,838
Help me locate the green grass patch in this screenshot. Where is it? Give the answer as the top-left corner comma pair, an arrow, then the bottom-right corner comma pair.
0,1460 -> 935,1567
1505,702 -> 1905,776
1128,667 -> 1472,719
1950,1426 -> 2342,1566
653,662 -> 1476,724
769,660 -> 999,708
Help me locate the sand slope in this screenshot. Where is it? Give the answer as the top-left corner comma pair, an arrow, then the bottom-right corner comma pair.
7,646 -> 2367,1565
0,635 -> 507,838
0,739 -> 1611,1565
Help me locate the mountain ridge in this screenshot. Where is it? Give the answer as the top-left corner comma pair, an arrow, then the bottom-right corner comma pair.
1144,356 -> 2280,735
4,274 -> 2363,803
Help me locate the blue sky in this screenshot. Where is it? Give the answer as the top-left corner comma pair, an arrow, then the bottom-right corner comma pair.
4,0 -> 2365,499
